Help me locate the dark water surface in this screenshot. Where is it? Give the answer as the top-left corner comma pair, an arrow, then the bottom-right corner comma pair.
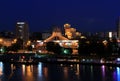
0,62 -> 120,81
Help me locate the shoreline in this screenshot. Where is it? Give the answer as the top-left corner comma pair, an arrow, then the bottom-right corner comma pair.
1,60 -> 120,67
0,53 -> 120,67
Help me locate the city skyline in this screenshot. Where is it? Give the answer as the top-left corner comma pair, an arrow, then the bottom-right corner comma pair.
0,0 -> 120,32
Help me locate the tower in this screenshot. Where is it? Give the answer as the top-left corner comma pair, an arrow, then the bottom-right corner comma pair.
16,22 -> 29,46
117,17 -> 120,39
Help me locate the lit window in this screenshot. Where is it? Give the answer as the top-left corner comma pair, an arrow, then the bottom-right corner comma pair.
17,22 -> 25,24
18,26 -> 23,28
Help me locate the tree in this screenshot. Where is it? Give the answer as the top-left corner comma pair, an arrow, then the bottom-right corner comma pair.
46,42 -> 55,53
78,39 -> 90,56
27,45 -> 32,51
9,43 -> 21,52
46,42 -> 62,55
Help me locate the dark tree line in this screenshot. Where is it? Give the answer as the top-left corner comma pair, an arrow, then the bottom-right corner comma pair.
78,37 -> 119,56
46,42 -> 72,55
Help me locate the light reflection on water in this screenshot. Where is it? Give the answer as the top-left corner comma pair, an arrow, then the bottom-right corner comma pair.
76,64 -> 80,75
116,67 -> 120,81
0,62 -> 120,81
22,65 -> 25,75
0,62 -> 3,76
90,65 -> 93,81
38,62 -> 42,77
101,65 -> 105,81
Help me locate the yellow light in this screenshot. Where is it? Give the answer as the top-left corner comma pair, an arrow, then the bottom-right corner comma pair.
80,36 -> 86,39
0,38 -> 3,42
86,41 -> 90,44
102,40 -> 108,46
27,40 -> 31,45
70,28 -> 76,32
64,23 -> 71,28
76,32 -> 81,36
14,39 -> 17,42
13,39 -> 17,43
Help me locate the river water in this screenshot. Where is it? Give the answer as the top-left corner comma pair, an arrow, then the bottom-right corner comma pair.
0,62 -> 120,81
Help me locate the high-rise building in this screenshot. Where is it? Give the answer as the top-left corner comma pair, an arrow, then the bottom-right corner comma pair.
117,17 -> 120,39
16,22 -> 29,45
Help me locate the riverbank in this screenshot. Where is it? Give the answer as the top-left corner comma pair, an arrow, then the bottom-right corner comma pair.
1,60 -> 120,67
0,53 -> 120,67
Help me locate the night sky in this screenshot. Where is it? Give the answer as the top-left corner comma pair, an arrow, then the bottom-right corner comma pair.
0,0 -> 120,33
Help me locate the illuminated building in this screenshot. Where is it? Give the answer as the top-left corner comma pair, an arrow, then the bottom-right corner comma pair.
37,27 -> 79,54
44,27 -> 68,42
64,23 -> 72,39
109,32 -> 112,38
64,23 -> 81,39
16,22 -> 29,45
0,38 -> 13,47
31,25 -> 82,54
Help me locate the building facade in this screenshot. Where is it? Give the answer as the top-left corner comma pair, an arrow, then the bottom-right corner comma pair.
117,17 -> 120,39
16,22 -> 29,45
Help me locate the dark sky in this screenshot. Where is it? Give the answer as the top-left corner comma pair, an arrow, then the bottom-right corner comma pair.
0,0 -> 120,33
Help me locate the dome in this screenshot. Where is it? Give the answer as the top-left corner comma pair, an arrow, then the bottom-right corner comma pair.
64,23 -> 71,29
